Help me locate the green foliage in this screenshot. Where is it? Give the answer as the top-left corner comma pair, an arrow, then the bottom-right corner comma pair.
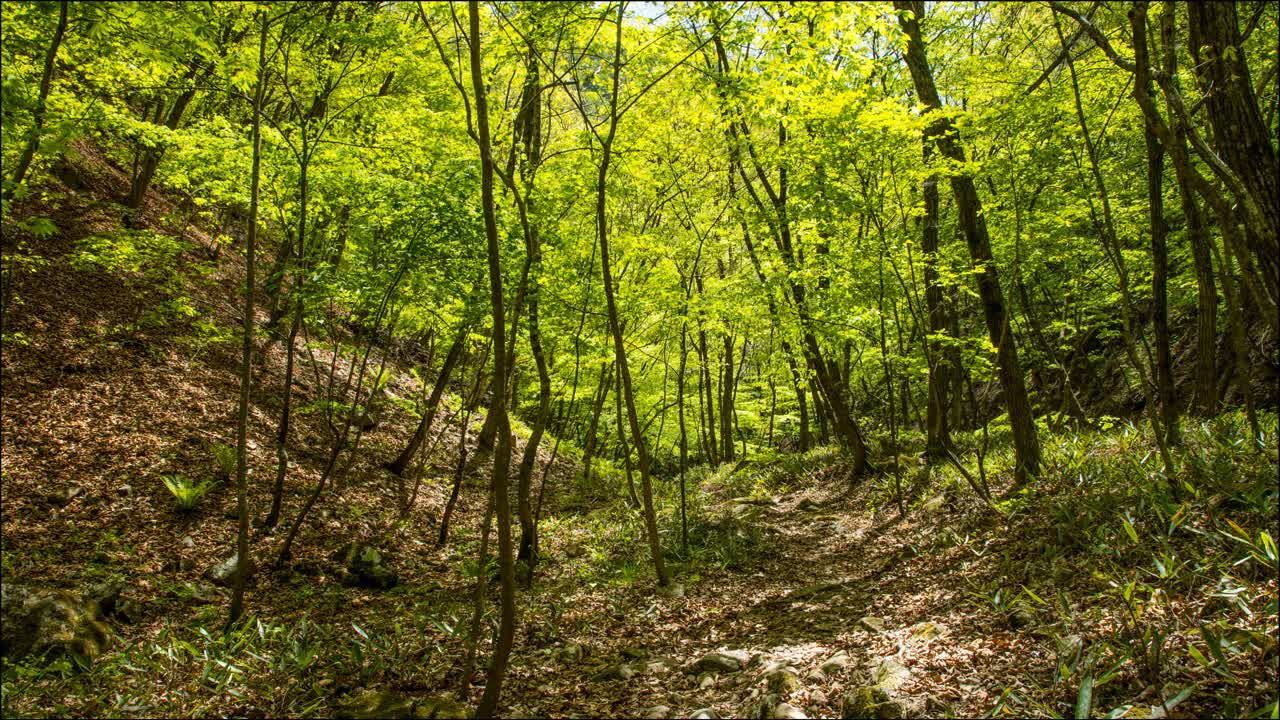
160,474 -> 218,512
208,441 -> 235,482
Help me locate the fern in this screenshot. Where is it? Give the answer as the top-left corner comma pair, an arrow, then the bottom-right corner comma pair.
161,474 -> 218,511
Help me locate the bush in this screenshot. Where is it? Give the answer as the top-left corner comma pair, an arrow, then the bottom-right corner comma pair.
160,474 -> 217,512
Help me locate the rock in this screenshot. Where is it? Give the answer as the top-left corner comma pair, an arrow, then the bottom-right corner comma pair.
181,536 -> 196,549
594,662 -> 637,681
821,651 -> 852,676
45,486 -> 84,508
558,642 -> 586,663
641,706 -> 670,719
563,541 -> 586,558
920,493 -> 947,515
796,498 -> 822,512
860,616 -> 886,632
766,702 -> 808,719
699,673 -> 716,689
766,666 -> 801,694
659,582 -> 685,598
909,621 -> 944,641
334,689 -> 466,719
690,709 -> 718,719
691,651 -> 746,674
162,558 -> 195,573
0,584 -> 111,664
183,582 -> 221,605
842,686 -> 902,719
334,543 -> 399,590
871,657 -> 910,692
203,554 -> 252,588
1006,607 -> 1035,630
641,657 -> 679,674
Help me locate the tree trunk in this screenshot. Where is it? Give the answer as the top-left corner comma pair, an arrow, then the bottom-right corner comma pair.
581,362 -> 612,484
896,0 -> 1041,484
1161,1 -> 1216,416
1131,2 -> 1178,446
5,0 -> 68,202
228,10 -> 268,629
385,313 -> 472,476
921,119 -> 952,457
1187,2 -> 1280,306
594,4 -> 668,587
468,3 -> 516,714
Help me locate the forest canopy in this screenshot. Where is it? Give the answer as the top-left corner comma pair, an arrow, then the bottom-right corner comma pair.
1,1 -> 1276,718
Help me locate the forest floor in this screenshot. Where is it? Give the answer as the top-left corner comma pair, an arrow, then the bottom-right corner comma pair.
2,142 -> 1277,719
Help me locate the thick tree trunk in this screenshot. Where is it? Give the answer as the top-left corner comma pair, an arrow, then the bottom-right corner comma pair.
1187,2 -> 1280,305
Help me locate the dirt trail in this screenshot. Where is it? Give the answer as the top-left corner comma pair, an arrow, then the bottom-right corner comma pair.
500,474 -> 1025,718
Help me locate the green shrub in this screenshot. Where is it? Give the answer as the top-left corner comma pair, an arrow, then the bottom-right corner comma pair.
160,474 -> 218,512
209,442 -> 235,482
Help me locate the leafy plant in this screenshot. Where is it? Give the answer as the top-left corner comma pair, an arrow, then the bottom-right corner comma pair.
208,442 -> 235,483
161,474 -> 218,512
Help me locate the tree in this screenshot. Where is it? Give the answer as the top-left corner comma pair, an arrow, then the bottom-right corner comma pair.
895,0 -> 1041,485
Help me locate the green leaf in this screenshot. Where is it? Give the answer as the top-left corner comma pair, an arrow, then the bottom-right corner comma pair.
1122,517 -> 1139,544
1075,673 -> 1094,719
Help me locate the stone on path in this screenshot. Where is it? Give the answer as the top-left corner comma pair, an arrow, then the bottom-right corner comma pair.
871,657 -> 910,692
690,709 -> 719,719
334,689 -> 466,719
691,649 -> 754,674
0,584 -> 112,664
768,702 -> 808,719
860,616 -> 886,632
766,666 -> 801,694
659,582 -> 685,598
909,621 -> 944,641
820,651 -> 852,676
203,554 -> 252,588
333,543 -> 399,590
594,662 -> 637,681
842,686 -> 903,720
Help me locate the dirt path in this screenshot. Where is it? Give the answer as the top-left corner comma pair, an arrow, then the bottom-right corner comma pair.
499,471 -> 1031,718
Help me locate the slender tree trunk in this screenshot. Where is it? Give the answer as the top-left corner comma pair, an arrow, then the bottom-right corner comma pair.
594,4 -> 668,587
228,11 -> 268,629
1132,2 -> 1178,447
1161,1 -> 1217,416
720,332 -> 736,461
5,0 -> 68,202
581,362 -> 612,484
677,324 -> 689,554
921,122 -> 952,457
896,0 -> 1041,484
469,4 -> 516,713
386,314 -> 472,476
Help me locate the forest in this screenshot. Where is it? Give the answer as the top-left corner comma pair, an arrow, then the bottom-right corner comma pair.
0,1 -> 1277,718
